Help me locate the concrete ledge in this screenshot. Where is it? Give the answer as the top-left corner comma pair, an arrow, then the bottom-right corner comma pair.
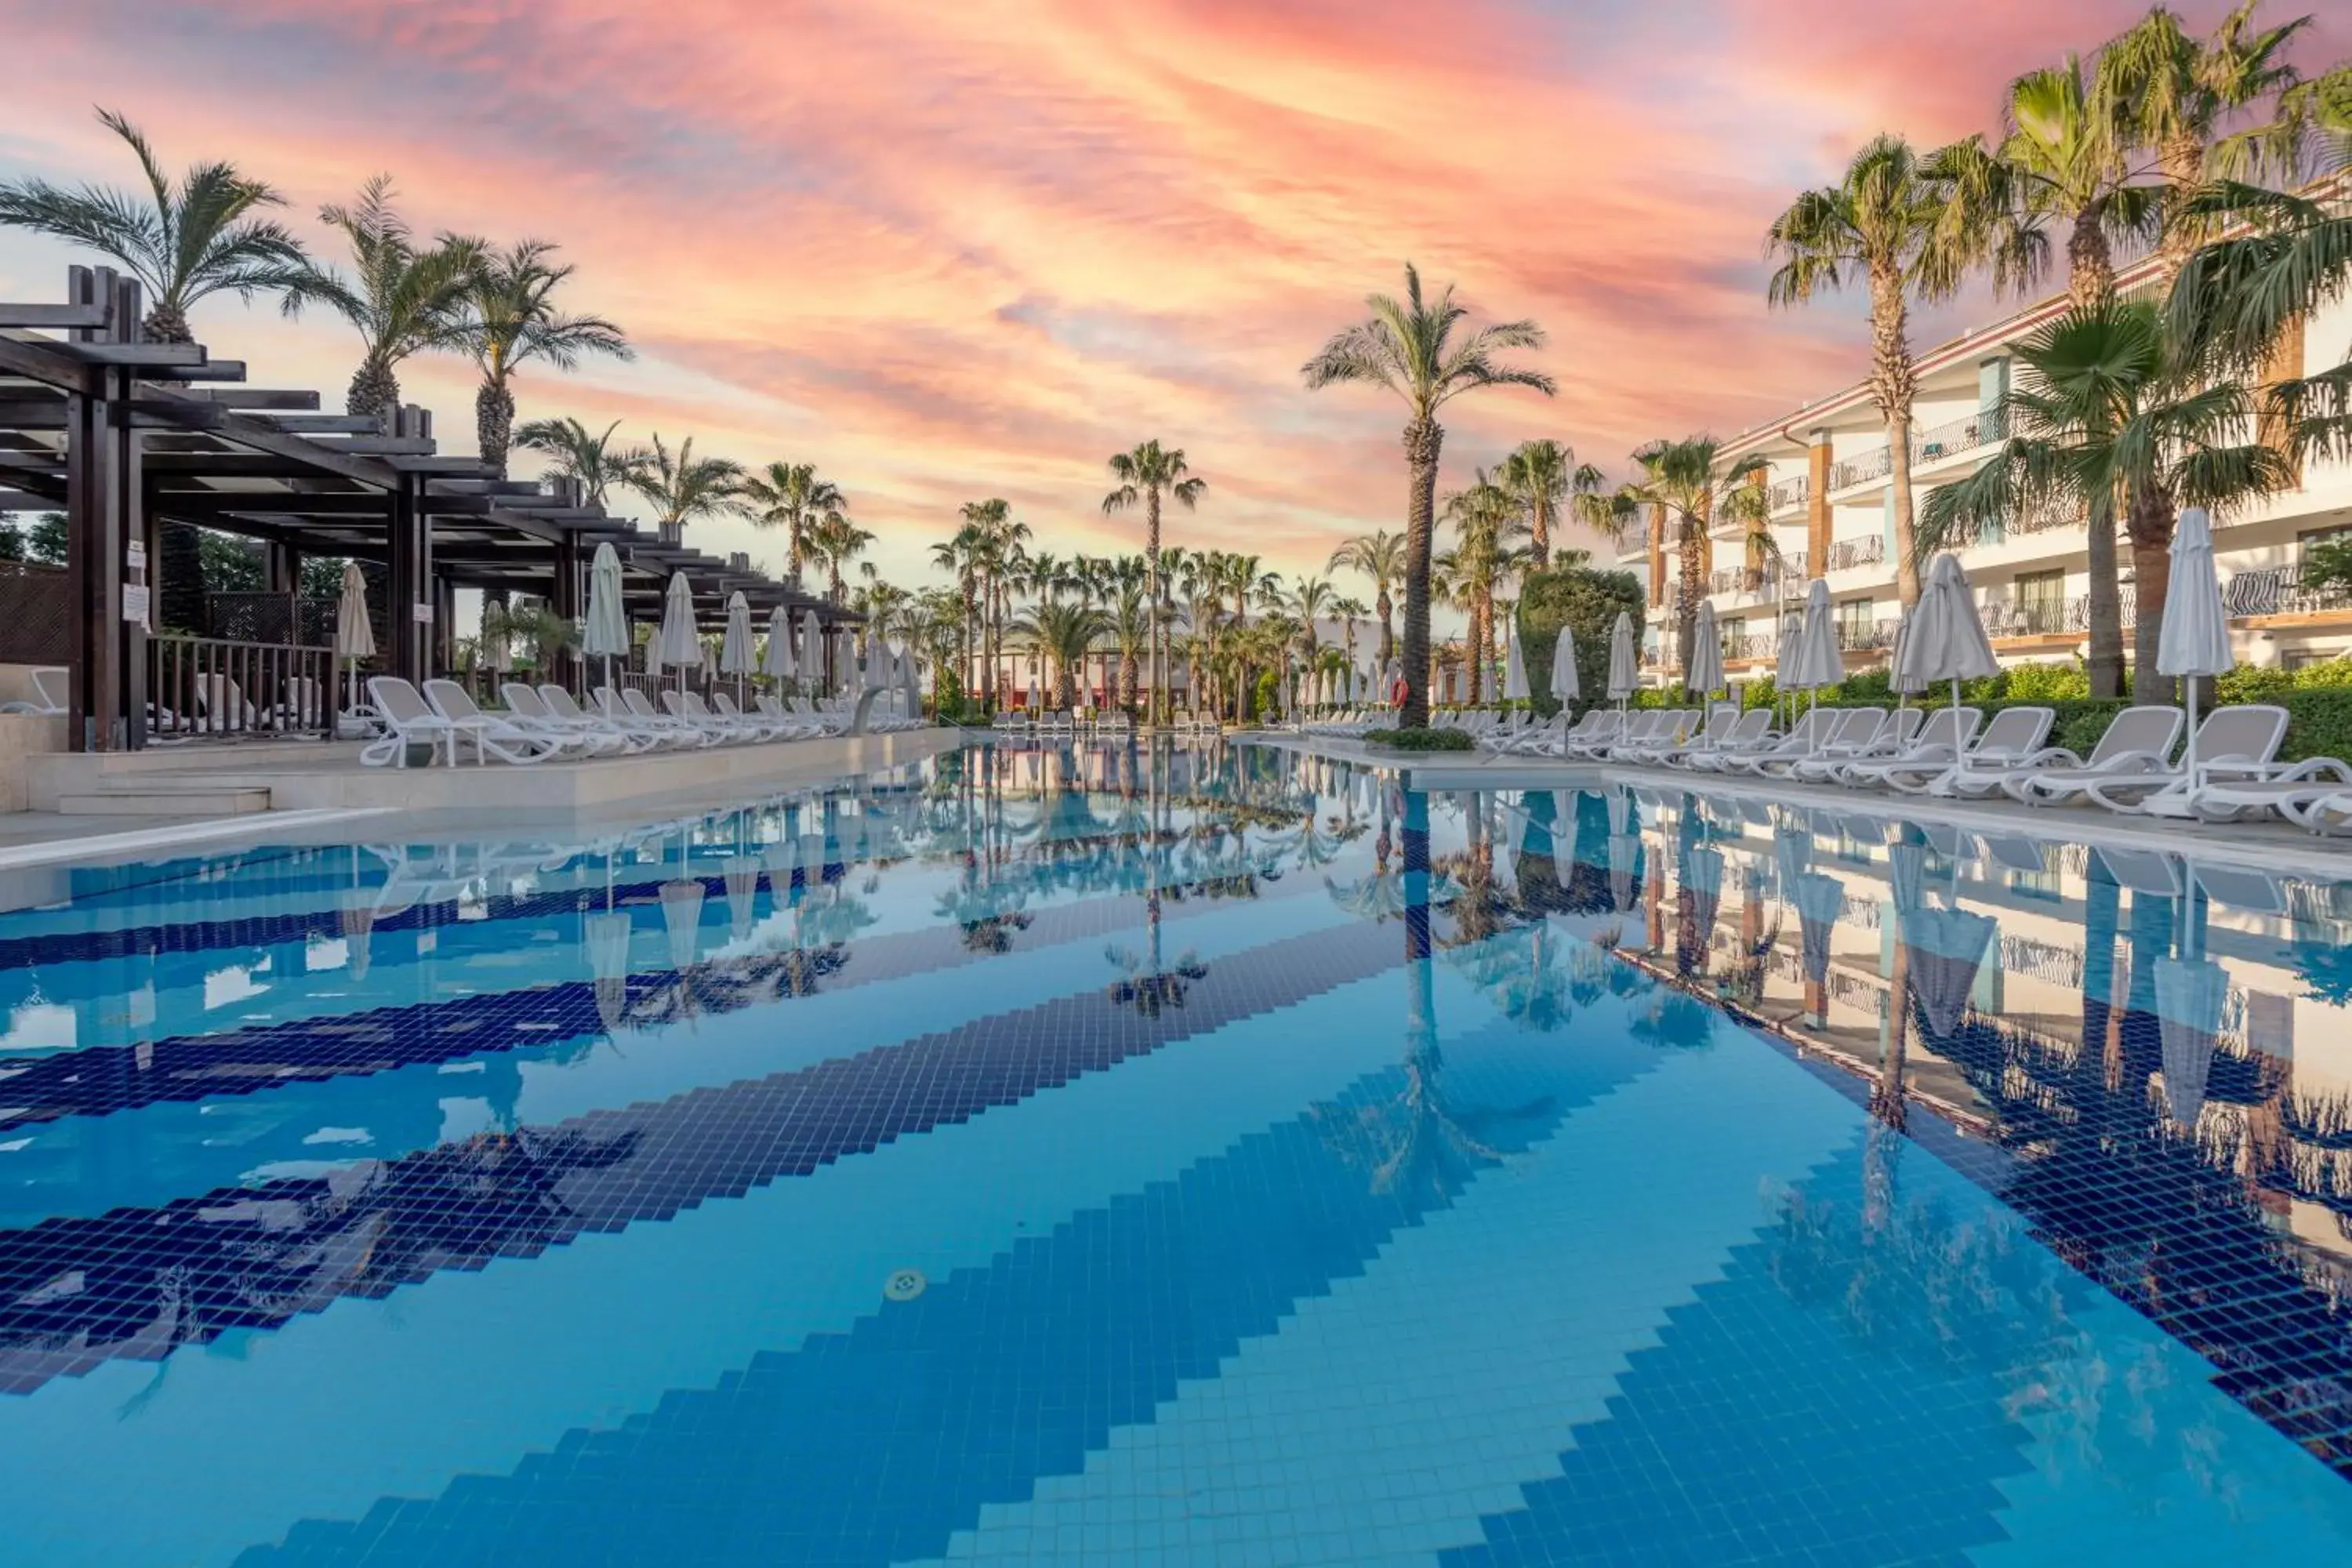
25,727 -> 969,813
0,712 -> 68,812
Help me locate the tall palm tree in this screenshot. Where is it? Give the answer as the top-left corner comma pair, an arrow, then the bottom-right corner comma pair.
1439,468 -> 1529,701
958,499 -> 1024,707
1612,439 -> 1769,674
1495,439 -> 1607,568
2110,2 -> 2310,289
513,416 -> 646,510
1286,574 -> 1338,656
456,240 -> 630,476
1766,134 -> 1985,609
1919,299 -> 2291,698
1328,529 -> 1407,663
279,176 -> 483,419
1110,579 -> 1151,709
0,111 -> 310,633
1935,55 -> 2154,312
1102,441 -> 1207,728
1013,602 -> 1112,710
625,434 -> 746,546
739,462 -> 845,582
1303,264 -> 1554,728
931,521 -> 986,703
0,107 -> 307,343
808,510 -> 875,604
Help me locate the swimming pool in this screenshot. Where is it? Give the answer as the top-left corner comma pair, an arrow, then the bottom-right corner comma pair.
5,738 -> 2352,1563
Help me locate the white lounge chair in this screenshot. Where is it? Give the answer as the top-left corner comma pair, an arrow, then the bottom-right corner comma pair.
1879,706 -> 2054,796
361,677 -> 549,766
0,666 -> 67,716
1619,705 -> 1740,767
424,678 -> 584,760
1824,707 -> 1980,788
2078,705 -> 2293,816
1690,708 -> 1825,775
1790,707 -> 1926,783
1751,708 -> 1886,780
503,682 -> 633,754
546,684 -> 674,751
1984,706 -> 2187,804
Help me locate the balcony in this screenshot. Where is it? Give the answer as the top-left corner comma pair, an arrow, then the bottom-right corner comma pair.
1617,526 -> 1650,559
1768,475 -> 1809,515
1982,594 -> 2136,639
1821,535 -> 1886,574
1724,631 -> 1777,662
1835,619 -> 1900,652
1910,408 -> 2004,467
2223,564 -> 2352,619
1827,445 -> 1894,493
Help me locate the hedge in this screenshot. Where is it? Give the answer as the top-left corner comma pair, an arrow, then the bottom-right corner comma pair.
1363,726 -> 1477,752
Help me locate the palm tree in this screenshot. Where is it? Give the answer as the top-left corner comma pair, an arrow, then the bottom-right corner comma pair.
1110,579 -> 1151,709
957,499 -> 1024,707
1013,601 -> 1112,710
931,521 -> 986,704
1303,264 -> 1554,728
513,416 -> 647,510
0,111 -> 312,635
625,434 -> 746,546
1919,299 -> 2291,698
457,240 -> 630,475
807,509 -> 875,603
0,108 -> 307,343
2109,2 -> 2310,289
1495,439 -> 1607,568
1612,439 -> 1769,674
1935,56 -> 2153,313
1328,529 -> 1406,663
1439,468 -> 1529,701
279,176 -> 483,419
739,462 -> 845,582
1286,575 -> 1337,656
1766,135 -> 1987,609
1102,441 -> 1207,727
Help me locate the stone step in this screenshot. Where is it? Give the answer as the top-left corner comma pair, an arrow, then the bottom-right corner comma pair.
55,786 -> 273,816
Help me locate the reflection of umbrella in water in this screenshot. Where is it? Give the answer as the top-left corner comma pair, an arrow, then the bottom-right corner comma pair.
1899,905 -> 1995,1044
584,909 -> 635,1036
1607,833 -> 1639,915
659,872 -> 706,1009
2155,954 -> 2228,1131
1791,869 -> 1846,1014
1551,790 -> 1579,887
1677,844 -> 1723,975
339,885 -> 376,982
1773,823 -> 1812,902
1605,785 -> 1632,838
1887,840 -> 1928,918
723,856 -> 761,942
1499,800 -> 1526,887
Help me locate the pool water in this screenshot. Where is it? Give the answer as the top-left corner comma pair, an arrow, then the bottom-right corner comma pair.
5,739 -> 2352,1563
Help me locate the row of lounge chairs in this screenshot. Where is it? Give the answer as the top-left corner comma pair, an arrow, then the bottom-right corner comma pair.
987,710 -> 1138,737
359,678 -> 918,766
1437,700 -> 2352,830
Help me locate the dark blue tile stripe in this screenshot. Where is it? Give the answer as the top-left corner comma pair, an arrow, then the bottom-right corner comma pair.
0,865 -> 1316,1131
0,914 -> 1403,1397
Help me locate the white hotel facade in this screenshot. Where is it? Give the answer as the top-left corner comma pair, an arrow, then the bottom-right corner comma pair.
1619,255 -> 2352,686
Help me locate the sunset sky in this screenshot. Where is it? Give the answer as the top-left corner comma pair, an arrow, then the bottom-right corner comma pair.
3,0 -> 2343,599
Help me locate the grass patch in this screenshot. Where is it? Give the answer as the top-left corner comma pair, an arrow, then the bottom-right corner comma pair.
1363,726 -> 1476,753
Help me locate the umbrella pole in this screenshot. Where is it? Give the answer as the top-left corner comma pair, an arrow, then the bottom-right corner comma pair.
2184,677 -> 2199,786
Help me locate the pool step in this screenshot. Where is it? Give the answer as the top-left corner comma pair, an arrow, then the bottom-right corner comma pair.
55,785 -> 274,817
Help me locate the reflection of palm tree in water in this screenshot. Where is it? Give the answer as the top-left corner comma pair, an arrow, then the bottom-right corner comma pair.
1325,790 -> 1554,1200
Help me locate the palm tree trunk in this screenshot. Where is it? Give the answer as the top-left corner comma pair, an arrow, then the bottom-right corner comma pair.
2128,488 -> 2176,702
1400,418 -> 1442,728
1868,262 -> 1922,608
1675,515 -> 1704,675
2067,209 -> 2115,311
2085,489 -> 2125,698
475,379 -> 515,477
1377,587 -> 1394,664
347,358 -> 399,422
1145,488 -> 1163,727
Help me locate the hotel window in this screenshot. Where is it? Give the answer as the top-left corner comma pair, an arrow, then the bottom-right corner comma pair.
1720,617 -> 1744,655
2014,569 -> 2065,633
1835,597 -> 1873,645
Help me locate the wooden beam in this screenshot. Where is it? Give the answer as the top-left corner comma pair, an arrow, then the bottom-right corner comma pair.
0,400 -> 67,430
0,303 -> 111,329
0,334 -> 99,395
254,414 -> 383,434
307,435 -> 438,456
153,359 -> 247,383
153,388 -> 321,411
67,342 -> 207,368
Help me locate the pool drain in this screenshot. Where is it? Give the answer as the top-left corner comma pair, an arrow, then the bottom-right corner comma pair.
884,1268 -> 927,1301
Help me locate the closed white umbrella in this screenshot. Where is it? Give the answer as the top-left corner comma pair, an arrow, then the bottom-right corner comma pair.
1605,612 -> 1638,712
644,623 -> 662,681
1503,621 -> 1530,703
1685,600 -> 1725,706
720,591 -> 756,703
2158,507 -> 2233,783
762,606 -> 794,684
800,612 -> 825,695
582,543 -> 629,693
656,572 -> 701,695
1788,579 -> 1844,713
1549,631 -> 1580,708
1897,554 -> 1999,715
332,560 -> 375,730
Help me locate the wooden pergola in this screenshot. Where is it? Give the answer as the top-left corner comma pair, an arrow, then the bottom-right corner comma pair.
1,264 -> 848,751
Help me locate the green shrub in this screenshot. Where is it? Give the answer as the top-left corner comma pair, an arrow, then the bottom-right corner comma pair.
2001,662 -> 2089,701
2216,665 -> 2293,704
1518,566 -> 1646,717
2281,687 -> 2352,765
1363,726 -> 1476,752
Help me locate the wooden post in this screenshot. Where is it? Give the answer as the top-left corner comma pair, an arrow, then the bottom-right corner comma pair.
64,267 -> 129,753
1806,431 -> 1833,574
552,529 -> 582,691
